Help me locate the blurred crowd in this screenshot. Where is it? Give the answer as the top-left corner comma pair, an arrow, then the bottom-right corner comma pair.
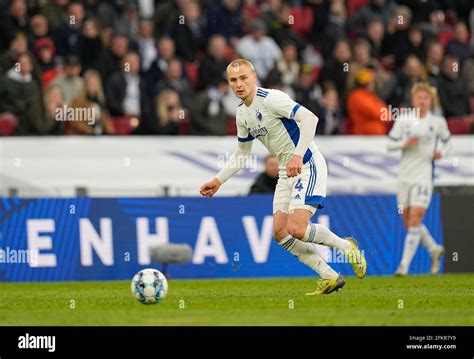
0,0 -> 473,136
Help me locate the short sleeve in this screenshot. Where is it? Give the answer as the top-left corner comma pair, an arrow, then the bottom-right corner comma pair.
265,90 -> 300,120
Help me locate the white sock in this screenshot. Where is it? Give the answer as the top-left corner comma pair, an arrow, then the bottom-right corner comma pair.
420,224 -> 438,254
279,235 -> 338,280
302,223 -> 351,251
400,226 -> 422,268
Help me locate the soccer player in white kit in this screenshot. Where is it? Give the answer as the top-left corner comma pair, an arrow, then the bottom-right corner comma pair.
200,59 -> 367,295
387,82 -> 451,276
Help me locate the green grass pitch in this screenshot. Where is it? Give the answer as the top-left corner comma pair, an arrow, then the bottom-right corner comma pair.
0,274 -> 473,326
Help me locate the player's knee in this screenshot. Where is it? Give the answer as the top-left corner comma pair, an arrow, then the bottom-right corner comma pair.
408,213 -> 423,227
286,220 -> 306,240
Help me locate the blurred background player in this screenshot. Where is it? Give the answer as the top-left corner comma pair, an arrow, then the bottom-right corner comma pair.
200,59 -> 367,295
387,82 -> 451,276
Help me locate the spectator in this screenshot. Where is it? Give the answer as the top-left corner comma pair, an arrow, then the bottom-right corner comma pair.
347,68 -> 388,135
425,41 -> 444,86
113,2 -> 140,40
348,0 -> 397,30
153,0 -> 186,39
198,35 -> 228,90
267,3 -> 305,51
315,87 -> 345,135
364,17 -> 385,59
191,78 -> 229,136
292,65 -> 322,116
236,19 -> 281,79
105,52 -> 150,122
77,19 -> 103,73
270,41 -> 300,89
154,58 -> 194,110
249,155 -> 279,194
137,19 -> 157,72
145,36 -> 176,92
437,55 -> 471,117
97,34 -> 129,81
51,54 -> 84,105
169,0 -> 206,62
0,53 -> 40,122
207,0 -> 242,42
319,0 -> 347,58
28,14 -> 50,49
52,1 -> 85,56
0,32 -> 29,75
445,21 -> 471,65
34,37 -> 61,87
40,0 -> 68,33
461,49 -> 474,98
0,0 -> 29,51
69,70 -> 114,135
394,24 -> 425,69
346,38 -> 393,101
22,84 -> 63,135
389,54 -> 426,108
319,39 -> 352,103
380,5 -> 412,69
146,89 -> 185,135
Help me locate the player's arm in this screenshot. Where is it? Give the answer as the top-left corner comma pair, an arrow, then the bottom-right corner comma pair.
387,118 -> 416,151
199,121 -> 253,197
434,117 -> 452,159
266,91 -> 318,176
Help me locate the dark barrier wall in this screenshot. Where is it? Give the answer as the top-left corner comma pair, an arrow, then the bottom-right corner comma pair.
442,193 -> 474,273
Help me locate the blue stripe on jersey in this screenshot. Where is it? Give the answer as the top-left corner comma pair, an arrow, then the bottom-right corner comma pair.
280,117 -> 312,164
256,92 -> 268,98
441,135 -> 451,143
289,104 -> 301,120
257,88 -> 269,95
238,134 -> 254,142
305,195 -> 325,209
306,157 -> 317,198
309,157 -> 317,194
238,101 -> 244,107
388,134 -> 400,141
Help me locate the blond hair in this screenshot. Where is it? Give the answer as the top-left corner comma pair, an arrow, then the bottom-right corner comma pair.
226,58 -> 256,74
411,82 -> 439,108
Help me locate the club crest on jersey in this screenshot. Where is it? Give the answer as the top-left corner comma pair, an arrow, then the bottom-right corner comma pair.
256,109 -> 263,121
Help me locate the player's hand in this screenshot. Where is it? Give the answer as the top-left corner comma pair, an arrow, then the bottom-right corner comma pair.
286,155 -> 303,177
404,136 -> 419,148
433,151 -> 442,160
199,178 -> 221,197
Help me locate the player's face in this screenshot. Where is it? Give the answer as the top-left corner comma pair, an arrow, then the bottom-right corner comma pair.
412,90 -> 433,114
227,64 -> 257,101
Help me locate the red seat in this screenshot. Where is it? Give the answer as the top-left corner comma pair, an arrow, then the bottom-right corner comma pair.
242,6 -> 260,21
179,118 -> 190,135
447,117 -> 473,135
0,113 -> 19,135
185,62 -> 199,89
438,28 -> 454,47
290,7 -> 313,38
110,117 -> 135,135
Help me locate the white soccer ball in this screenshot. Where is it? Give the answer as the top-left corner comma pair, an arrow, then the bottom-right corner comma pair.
130,268 -> 168,304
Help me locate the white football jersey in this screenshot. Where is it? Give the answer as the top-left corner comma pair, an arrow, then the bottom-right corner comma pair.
236,87 -> 318,171
388,112 -> 451,184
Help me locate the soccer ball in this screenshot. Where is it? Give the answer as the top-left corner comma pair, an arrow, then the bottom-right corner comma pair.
131,268 -> 168,304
